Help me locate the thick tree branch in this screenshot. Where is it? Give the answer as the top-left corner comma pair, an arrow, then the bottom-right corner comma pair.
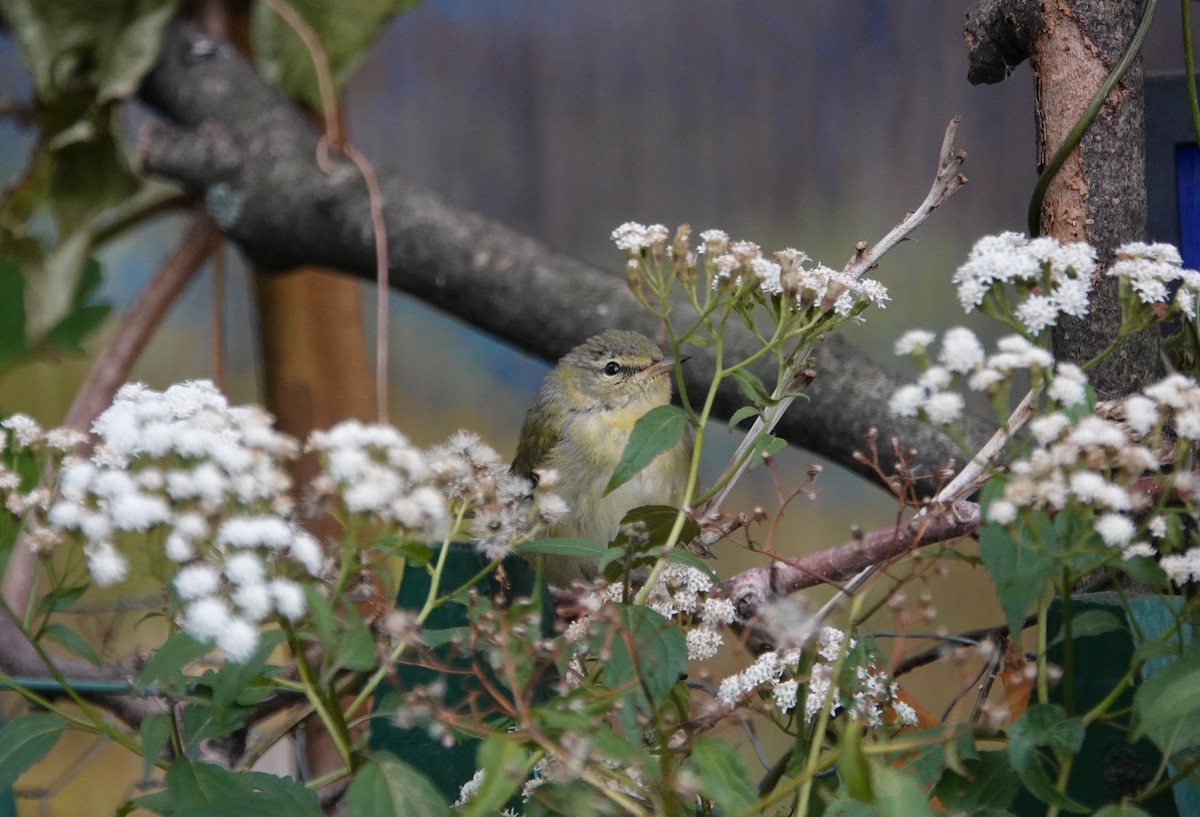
136,20 -> 988,493
964,0 -> 1041,85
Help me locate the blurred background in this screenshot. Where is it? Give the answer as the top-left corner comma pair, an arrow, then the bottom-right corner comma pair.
0,2 -> 1196,813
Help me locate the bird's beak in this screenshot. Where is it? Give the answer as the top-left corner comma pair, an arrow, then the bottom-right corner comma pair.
645,358 -> 677,379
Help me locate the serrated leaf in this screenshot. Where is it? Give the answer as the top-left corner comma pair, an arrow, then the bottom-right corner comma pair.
0,714 -> 65,791
592,605 -> 687,740
727,404 -> 761,429
604,405 -> 688,496
691,737 -> 759,815
515,538 -> 606,559
978,520 -> 1056,638
40,622 -> 101,665
346,754 -> 447,817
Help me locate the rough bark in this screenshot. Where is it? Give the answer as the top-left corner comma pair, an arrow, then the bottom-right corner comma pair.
137,20 -> 988,494
1034,0 -> 1156,399
965,0 -> 1158,400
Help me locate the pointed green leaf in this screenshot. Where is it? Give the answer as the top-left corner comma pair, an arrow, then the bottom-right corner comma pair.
140,715 -> 171,780
727,404 -> 761,429
515,537 -> 606,558
731,368 -> 775,407
746,432 -> 788,469
978,520 -> 1056,638
346,754 -> 447,817
137,631 -> 211,692
838,722 -> 873,802
0,714 -> 65,790
336,603 -> 377,672
604,405 -> 688,496
40,622 -> 101,665
691,736 -> 760,815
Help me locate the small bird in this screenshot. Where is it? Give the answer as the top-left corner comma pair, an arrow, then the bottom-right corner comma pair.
513,330 -> 694,585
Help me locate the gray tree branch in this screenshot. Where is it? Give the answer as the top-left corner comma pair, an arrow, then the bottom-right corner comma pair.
137,20 -> 990,493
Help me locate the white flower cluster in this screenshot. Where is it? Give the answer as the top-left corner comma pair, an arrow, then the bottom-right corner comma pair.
1107,242 -> 1200,319
610,222 -> 670,253
561,564 -> 735,662
611,222 -> 889,318
308,420 -> 448,539
426,431 -> 568,560
980,374 -> 1200,558
44,381 -> 314,662
890,328 -> 1078,425
952,232 -> 1096,334
716,627 -> 918,729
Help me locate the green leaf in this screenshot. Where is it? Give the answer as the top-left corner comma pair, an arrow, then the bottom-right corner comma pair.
305,584 -> 337,654
157,758 -> 323,817
458,735 -> 528,817
1132,648 -> 1200,753
932,751 -> 1019,813
731,367 -> 775,407
592,605 -> 687,738
139,715 -> 171,780
746,432 -> 788,470
137,631 -> 212,693
826,764 -> 938,817
34,583 -> 89,615
1006,704 -> 1088,813
838,721 -> 873,802
421,626 -> 468,650
1050,609 -> 1125,647
727,404 -> 761,429
691,737 -> 760,815
337,603 -> 377,672
515,538 -> 606,559
978,519 -> 1056,638
40,622 -> 101,665
603,404 -> 688,496
345,754 -> 447,817
251,0 -> 420,110
0,714 -> 66,790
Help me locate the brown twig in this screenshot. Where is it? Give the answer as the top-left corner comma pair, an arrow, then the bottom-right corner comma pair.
0,214 -> 218,619
842,117 -> 967,279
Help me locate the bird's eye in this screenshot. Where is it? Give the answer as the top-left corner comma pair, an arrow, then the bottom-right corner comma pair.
603,361 -> 622,376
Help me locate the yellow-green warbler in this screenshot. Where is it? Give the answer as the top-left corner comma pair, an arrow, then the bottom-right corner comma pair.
513,330 -> 694,585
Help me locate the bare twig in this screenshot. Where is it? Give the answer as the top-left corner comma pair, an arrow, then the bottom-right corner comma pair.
843,117 -> 968,280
